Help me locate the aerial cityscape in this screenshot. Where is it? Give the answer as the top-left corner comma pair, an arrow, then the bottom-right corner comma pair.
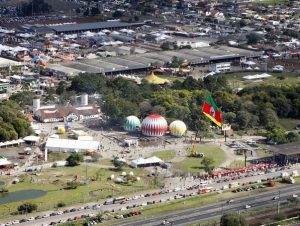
0,0 -> 299,225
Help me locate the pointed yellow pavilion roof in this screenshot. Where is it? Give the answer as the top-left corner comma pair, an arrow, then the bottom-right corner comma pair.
145,72 -> 170,85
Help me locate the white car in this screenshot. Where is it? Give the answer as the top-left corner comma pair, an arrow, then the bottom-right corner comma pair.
292,194 -> 298,198
12,220 -> 19,224
272,196 -> 279,200
42,214 -> 50,218
27,217 -> 34,221
56,211 -> 63,215
162,220 -> 171,225
245,205 -> 251,209
227,199 -> 234,203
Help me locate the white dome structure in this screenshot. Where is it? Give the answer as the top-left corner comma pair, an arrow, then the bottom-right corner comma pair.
141,114 -> 168,137
169,120 -> 187,137
123,116 -> 141,132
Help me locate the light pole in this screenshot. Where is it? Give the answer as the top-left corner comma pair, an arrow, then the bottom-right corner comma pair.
277,189 -> 281,215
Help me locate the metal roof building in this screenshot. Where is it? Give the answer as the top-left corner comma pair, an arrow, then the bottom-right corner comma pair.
48,21 -> 144,34
49,45 -> 263,75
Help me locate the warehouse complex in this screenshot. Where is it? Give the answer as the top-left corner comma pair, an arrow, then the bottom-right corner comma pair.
48,45 -> 262,76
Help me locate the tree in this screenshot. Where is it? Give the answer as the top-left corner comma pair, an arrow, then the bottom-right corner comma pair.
220,212 -> 247,226
235,111 -> 252,129
56,81 -> 67,95
201,157 -> 215,174
17,202 -> 37,214
66,153 -> 84,167
56,202 -> 66,208
246,33 -> 261,44
239,19 -> 247,27
161,42 -> 171,51
69,73 -> 106,94
91,7 -> 100,15
113,10 -> 123,18
113,156 -> 126,171
18,0 -> 51,16
266,128 -> 288,144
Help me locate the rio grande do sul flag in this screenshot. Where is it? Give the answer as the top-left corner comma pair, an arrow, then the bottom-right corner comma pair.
202,95 -> 222,127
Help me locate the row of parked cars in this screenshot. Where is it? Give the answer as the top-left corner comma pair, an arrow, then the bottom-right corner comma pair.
233,184 -> 266,193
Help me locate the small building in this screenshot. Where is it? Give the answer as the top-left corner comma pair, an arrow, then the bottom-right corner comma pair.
268,141 -> 300,165
208,62 -> 231,72
33,95 -> 101,123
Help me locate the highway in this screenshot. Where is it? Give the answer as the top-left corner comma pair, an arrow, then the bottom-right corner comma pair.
3,165 -> 300,226
118,184 -> 300,226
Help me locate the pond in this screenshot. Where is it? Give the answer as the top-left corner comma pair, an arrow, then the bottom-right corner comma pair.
0,181 -> 4,186
0,190 -> 46,204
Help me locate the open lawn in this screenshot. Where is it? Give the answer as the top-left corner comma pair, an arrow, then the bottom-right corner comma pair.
254,0 -> 289,6
225,72 -> 300,89
173,144 -> 225,173
99,159 -> 114,166
0,165 -> 151,220
47,152 -> 70,162
152,150 -> 176,162
278,118 -> 300,131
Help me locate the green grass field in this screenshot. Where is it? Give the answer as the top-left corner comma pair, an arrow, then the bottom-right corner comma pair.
152,150 -> 176,161
47,152 -> 70,162
254,0 -> 289,6
278,118 -> 299,131
225,72 -> 300,89
0,165 -> 151,220
173,144 -> 225,173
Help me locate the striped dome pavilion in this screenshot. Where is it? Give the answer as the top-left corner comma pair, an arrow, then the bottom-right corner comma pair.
141,114 -> 168,136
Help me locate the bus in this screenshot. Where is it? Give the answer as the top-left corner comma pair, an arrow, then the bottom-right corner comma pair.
113,196 -> 126,204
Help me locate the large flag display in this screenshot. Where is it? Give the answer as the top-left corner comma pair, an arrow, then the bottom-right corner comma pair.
202,95 -> 222,127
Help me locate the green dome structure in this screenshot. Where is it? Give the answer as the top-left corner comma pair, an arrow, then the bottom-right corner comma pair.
124,116 -> 141,132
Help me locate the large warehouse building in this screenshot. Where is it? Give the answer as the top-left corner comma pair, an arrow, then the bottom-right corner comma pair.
48,21 -> 144,34
48,45 -> 262,76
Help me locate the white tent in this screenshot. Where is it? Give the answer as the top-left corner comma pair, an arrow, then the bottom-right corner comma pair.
23,136 -> 40,143
0,157 -> 12,166
130,156 -> 163,168
45,138 -> 99,152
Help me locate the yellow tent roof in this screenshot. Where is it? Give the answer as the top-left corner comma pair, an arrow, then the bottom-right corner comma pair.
145,72 -> 170,85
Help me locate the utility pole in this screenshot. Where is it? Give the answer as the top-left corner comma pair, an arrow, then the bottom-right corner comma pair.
277,190 -> 281,214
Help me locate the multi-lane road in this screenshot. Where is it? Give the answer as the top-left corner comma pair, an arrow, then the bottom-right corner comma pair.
3,165 -> 300,226
118,184 -> 300,226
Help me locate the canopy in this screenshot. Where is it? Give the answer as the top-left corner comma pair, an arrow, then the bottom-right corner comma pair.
145,72 -> 170,85
46,138 -> 100,152
130,156 -> 163,168
210,163 -> 273,177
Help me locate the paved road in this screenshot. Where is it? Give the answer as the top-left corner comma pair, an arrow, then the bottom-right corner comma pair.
8,165 -> 299,226
118,184 -> 300,226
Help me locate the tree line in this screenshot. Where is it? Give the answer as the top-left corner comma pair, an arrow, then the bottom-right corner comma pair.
0,101 -> 33,142
56,73 -> 300,143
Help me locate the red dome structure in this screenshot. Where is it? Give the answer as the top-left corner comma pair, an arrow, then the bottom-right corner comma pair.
141,114 -> 168,136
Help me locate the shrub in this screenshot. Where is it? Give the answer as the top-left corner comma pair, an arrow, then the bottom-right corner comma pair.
17,202 -> 37,214
57,202 -> 66,208
64,181 -> 82,190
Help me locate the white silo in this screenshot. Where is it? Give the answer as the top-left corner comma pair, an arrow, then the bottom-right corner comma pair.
81,94 -> 88,106
32,98 -> 40,113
